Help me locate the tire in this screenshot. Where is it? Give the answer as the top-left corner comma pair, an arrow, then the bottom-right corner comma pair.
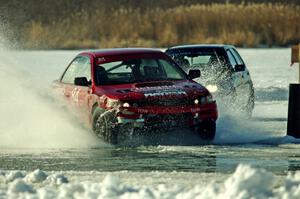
196,120 -> 216,141
92,107 -> 118,144
243,85 -> 255,118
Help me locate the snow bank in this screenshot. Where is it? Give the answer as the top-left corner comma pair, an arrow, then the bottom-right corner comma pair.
46,173 -> 69,185
25,169 -> 47,183
1,164 -> 300,198
5,171 -> 24,182
8,179 -> 35,194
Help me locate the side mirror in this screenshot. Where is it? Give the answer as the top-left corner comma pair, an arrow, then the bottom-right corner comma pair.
188,69 -> 201,79
235,64 -> 245,72
74,77 -> 90,86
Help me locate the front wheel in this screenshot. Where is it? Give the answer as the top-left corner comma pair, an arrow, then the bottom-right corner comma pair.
92,108 -> 118,144
196,120 -> 216,141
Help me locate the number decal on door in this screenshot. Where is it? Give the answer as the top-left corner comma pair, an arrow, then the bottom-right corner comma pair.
71,88 -> 80,104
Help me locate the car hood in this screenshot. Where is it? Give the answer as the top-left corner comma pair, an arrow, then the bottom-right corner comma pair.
94,80 -> 209,101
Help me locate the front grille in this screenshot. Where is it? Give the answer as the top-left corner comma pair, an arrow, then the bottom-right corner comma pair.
144,113 -> 192,127
130,98 -> 194,107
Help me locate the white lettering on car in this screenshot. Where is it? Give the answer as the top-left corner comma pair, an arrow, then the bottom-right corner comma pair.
144,90 -> 187,97
71,88 -> 80,104
134,86 -> 187,98
190,107 -> 201,113
97,57 -> 106,62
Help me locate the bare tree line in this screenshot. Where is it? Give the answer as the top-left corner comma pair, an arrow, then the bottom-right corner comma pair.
1,0 -> 300,49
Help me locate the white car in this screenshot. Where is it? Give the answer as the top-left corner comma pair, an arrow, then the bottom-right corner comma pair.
166,44 -> 254,117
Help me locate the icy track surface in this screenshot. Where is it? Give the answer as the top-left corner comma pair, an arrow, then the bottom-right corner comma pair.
1,48 -> 300,198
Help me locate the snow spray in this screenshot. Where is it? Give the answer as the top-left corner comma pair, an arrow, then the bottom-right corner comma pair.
0,28 -> 102,148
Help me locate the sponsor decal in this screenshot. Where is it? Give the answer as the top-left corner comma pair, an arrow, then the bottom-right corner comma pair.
190,107 -> 201,113
144,90 -> 186,97
136,108 -> 149,114
132,86 -> 187,98
71,88 -> 80,104
97,57 -> 106,63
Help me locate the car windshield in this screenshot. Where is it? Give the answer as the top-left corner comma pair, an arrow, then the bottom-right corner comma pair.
171,51 -> 226,69
95,58 -> 186,85
168,49 -> 231,81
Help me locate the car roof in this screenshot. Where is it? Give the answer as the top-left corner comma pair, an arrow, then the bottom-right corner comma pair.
79,48 -> 163,57
166,44 -> 235,50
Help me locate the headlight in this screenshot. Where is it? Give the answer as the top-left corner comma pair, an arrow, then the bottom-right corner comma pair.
123,102 -> 130,107
206,84 -> 218,93
106,98 -> 121,108
107,98 -> 131,108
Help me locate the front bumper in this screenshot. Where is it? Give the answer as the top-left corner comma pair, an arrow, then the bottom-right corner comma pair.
115,103 -> 218,129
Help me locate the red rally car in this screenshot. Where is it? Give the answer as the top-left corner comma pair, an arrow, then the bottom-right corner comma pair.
53,48 -> 218,144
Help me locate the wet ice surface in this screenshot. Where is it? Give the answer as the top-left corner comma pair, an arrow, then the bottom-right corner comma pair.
1,48 -> 300,198
0,146 -> 300,199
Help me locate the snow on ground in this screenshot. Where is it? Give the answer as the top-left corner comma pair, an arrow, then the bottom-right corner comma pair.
1,165 -> 300,199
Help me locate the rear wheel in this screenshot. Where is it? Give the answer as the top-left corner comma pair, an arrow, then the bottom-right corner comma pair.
196,120 -> 216,141
92,108 -> 118,144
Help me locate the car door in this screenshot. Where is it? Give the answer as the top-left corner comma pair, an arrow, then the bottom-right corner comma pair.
60,56 -> 92,121
60,57 -> 81,104
230,48 -> 252,86
226,48 -> 252,107
73,56 -> 93,117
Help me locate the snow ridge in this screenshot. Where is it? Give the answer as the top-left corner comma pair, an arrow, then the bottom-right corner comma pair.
1,164 -> 300,199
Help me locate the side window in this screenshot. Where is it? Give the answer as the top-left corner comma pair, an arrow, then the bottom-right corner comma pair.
230,48 -> 244,65
76,56 -> 91,82
61,56 -> 91,84
61,57 -> 81,84
226,50 -> 238,68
